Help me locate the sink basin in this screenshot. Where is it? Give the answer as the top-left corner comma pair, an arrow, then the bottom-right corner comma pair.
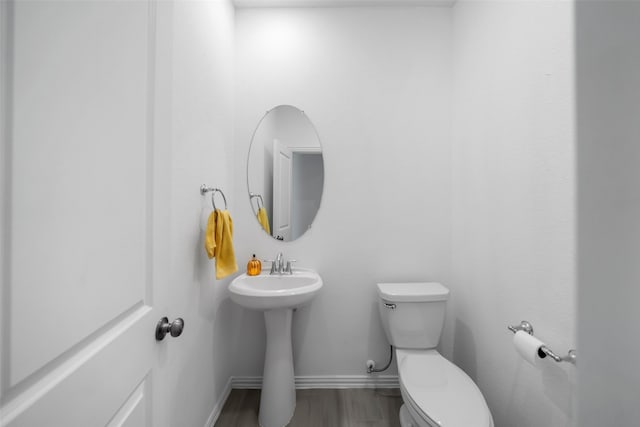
228,267 -> 322,427
229,268 -> 323,311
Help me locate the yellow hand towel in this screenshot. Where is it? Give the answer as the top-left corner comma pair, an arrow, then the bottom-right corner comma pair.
205,211 -> 217,259
257,207 -> 271,234
204,209 -> 238,279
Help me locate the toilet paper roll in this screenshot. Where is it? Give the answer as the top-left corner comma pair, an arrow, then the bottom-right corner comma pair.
513,330 -> 546,366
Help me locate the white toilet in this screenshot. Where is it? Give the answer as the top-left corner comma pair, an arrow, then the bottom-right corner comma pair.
377,282 -> 494,427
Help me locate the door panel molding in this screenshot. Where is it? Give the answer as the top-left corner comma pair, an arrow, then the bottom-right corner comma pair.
0,0 -> 15,401
1,306 -> 154,426
106,379 -> 148,427
0,305 -> 153,425
143,0 -> 157,308
1,302 -> 149,407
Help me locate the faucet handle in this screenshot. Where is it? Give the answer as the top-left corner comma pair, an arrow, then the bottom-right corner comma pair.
284,260 -> 297,274
262,259 -> 277,274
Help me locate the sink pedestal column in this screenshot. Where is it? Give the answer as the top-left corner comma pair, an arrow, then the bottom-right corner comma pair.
259,308 -> 296,427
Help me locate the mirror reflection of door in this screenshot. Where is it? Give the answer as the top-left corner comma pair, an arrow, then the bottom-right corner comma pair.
247,105 -> 324,242
272,139 -> 292,241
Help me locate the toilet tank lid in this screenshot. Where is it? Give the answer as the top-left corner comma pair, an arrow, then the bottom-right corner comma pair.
377,282 -> 449,302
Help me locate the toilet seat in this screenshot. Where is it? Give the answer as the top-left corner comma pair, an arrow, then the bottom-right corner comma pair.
396,349 -> 493,427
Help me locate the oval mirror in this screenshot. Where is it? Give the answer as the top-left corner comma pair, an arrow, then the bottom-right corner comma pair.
247,105 -> 324,242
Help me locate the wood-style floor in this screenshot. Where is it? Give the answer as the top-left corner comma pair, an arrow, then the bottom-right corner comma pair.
214,388 -> 403,427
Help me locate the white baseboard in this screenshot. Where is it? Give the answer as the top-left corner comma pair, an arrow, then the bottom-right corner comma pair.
231,374 -> 399,389
231,376 -> 262,389
294,375 -> 399,389
204,377 -> 233,427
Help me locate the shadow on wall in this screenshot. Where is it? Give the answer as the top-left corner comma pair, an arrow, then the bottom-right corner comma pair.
291,286 -> 334,375
169,298 -> 237,427
196,220 -> 235,319
452,319 -> 573,426
213,299 -> 236,391
503,360 -> 574,426
452,318 -> 478,380
540,363 -> 573,419
292,303 -> 314,366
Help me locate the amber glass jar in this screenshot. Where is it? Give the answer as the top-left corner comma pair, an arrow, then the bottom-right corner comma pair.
247,254 -> 261,276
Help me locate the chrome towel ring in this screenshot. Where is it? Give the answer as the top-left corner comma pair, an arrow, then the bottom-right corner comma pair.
200,184 -> 228,210
250,192 -> 264,210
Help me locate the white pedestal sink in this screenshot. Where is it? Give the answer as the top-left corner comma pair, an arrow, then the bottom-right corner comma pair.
229,269 -> 323,427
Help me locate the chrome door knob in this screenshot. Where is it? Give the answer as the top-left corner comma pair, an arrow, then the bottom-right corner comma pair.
155,317 -> 184,341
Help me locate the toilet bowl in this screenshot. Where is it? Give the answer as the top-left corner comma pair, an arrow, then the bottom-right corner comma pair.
377,282 -> 494,427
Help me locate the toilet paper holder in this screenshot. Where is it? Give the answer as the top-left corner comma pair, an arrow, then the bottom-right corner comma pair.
508,320 -> 577,365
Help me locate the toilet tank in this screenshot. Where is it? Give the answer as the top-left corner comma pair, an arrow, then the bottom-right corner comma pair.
377,282 -> 449,349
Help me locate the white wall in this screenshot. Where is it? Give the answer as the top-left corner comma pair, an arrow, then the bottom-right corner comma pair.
233,7 -> 452,379
451,2 -> 575,427
161,0 -> 236,425
575,2 -> 640,425
271,106 -> 321,150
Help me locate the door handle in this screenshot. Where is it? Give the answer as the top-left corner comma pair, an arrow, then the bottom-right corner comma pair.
155,317 -> 184,341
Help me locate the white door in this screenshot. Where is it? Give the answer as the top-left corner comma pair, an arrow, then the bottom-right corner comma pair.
272,139 -> 292,241
0,1 -> 174,426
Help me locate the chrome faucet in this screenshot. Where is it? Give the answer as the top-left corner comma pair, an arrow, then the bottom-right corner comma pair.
269,252 -> 296,275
